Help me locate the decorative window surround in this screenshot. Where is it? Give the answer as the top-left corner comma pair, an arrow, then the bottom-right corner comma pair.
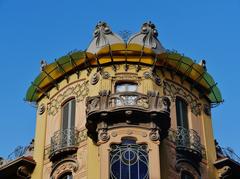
99,127 -> 161,179
47,81 -> 89,116
163,80 -> 201,116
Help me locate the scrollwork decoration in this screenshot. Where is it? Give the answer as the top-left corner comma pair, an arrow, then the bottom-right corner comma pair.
51,159 -> 79,179
90,72 -> 100,85
163,81 -> 201,116
48,81 -> 89,116
38,104 -> 45,115
143,71 -> 161,86
101,71 -> 110,79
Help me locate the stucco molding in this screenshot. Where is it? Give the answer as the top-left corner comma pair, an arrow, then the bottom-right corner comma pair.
113,72 -> 140,83
175,161 -> 201,178
143,71 -> 162,86
50,158 -> 79,179
47,81 -> 89,116
163,80 -> 201,116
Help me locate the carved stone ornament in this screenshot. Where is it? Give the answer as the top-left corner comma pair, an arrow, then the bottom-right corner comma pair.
141,22 -> 159,48
143,71 -> 161,86
127,21 -> 165,54
149,129 -> 160,141
78,129 -> 88,143
38,104 -> 45,115
203,104 -> 211,116
48,81 -> 89,116
163,80 -> 201,116
17,166 -> 31,178
114,72 -> 139,82
98,128 -> 110,143
51,159 -> 79,179
175,161 -> 200,178
218,166 -> 231,179
86,21 -> 125,54
94,22 -> 112,47
90,72 -> 100,85
101,71 -> 110,79
155,76 -> 161,86
143,71 -> 151,79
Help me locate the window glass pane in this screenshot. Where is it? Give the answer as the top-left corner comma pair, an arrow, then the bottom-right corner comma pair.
116,84 -> 126,93
70,99 -> 76,128
115,83 -> 137,93
126,84 -> 137,92
110,139 -> 149,179
62,103 -> 69,130
115,83 -> 138,107
176,97 -> 188,129
62,99 -> 76,130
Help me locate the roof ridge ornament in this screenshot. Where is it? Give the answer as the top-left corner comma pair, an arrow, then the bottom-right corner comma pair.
127,21 -> 165,54
94,21 -> 112,48
141,21 -> 158,49
86,21 -> 125,54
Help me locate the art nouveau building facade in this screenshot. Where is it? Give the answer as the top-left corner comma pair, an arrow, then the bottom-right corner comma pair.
0,22 -> 239,179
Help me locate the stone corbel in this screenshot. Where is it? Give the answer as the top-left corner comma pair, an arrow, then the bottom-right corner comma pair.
149,122 -> 160,143
98,128 -> 110,144
97,121 -> 110,144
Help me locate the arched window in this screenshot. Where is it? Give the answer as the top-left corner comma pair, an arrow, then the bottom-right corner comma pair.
61,99 -> 76,147
110,138 -> 149,179
181,171 -> 194,179
58,172 -> 73,179
176,97 -> 188,129
62,99 -> 76,130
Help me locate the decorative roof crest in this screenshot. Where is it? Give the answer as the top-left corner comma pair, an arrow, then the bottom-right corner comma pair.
128,21 -> 165,54
87,21 -> 124,54
94,21 -> 112,48
141,21 -> 158,48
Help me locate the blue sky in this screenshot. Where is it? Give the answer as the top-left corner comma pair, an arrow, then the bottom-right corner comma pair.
0,0 -> 239,158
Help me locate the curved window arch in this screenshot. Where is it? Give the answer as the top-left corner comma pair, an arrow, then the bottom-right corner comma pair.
58,172 -> 73,179
176,97 -> 189,129
110,138 -> 149,179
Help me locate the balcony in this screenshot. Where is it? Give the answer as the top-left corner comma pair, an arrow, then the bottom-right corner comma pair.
86,90 -> 171,142
175,126 -> 202,163
49,128 -> 79,161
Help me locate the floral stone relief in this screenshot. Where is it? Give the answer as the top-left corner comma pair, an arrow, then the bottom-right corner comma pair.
163,80 -> 201,116
48,81 -> 89,116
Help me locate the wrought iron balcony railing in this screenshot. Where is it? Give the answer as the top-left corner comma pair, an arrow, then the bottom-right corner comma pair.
49,128 -> 79,161
175,126 -> 202,162
86,90 -> 170,117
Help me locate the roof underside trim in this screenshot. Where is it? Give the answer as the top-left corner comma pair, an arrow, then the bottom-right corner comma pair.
25,49 -> 222,105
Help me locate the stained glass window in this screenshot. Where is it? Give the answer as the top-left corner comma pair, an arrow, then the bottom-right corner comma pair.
110,139 -> 149,179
